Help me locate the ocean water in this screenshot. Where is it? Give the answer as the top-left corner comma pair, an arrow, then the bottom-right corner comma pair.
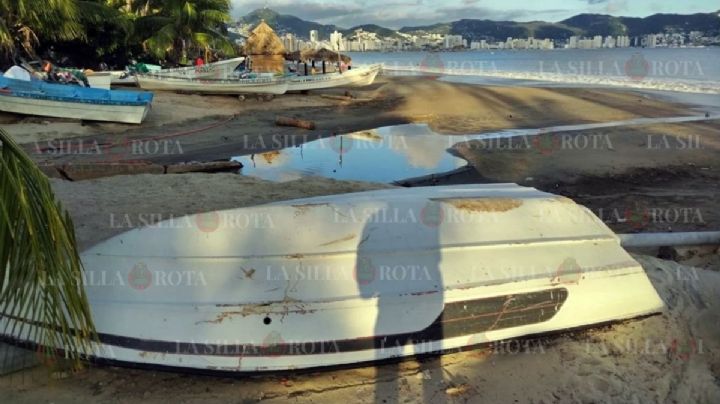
348,48 -> 720,94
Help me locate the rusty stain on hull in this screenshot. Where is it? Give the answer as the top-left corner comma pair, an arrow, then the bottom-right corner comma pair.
319,234 -> 356,247
434,198 -> 523,213
291,203 -> 331,217
198,302 -> 316,325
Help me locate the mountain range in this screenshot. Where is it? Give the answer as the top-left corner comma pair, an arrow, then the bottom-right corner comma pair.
238,8 -> 720,42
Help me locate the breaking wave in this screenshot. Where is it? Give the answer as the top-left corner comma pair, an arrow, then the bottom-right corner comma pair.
381,65 -> 720,94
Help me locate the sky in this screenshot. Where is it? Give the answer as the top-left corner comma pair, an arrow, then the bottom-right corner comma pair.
230,0 -> 719,29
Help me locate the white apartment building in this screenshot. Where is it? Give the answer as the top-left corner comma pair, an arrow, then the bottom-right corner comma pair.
309,30 -> 319,43
443,35 -> 464,49
330,31 -> 345,51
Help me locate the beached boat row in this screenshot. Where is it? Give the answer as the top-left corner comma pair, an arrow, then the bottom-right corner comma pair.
134,63 -> 382,94
0,60 -> 383,124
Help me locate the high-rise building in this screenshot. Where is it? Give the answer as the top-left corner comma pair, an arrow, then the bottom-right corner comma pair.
282,33 -> 298,52
593,35 -> 603,48
568,36 -> 578,49
603,36 -> 616,48
310,30 -> 319,43
443,35 -> 464,49
645,34 -> 657,48
330,31 -> 344,51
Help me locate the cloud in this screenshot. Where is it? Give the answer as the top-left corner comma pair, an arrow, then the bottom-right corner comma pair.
231,0 -> 707,29
231,0 -> 573,28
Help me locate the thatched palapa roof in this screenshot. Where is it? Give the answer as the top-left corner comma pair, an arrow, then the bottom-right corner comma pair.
244,20 -> 285,56
285,48 -> 352,64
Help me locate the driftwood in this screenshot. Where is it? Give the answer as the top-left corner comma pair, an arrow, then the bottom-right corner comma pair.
276,116 -> 316,130
46,161 -> 243,181
320,94 -> 374,103
165,161 -> 243,174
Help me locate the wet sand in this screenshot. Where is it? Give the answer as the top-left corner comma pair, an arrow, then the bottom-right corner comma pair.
5,76 -> 696,168
449,120 -> 720,233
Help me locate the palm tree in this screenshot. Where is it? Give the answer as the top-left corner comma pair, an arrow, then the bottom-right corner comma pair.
0,0 -> 83,59
0,0 -> 129,62
0,128 -> 96,365
136,0 -> 235,63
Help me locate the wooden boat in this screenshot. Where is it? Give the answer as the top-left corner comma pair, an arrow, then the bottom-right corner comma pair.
0,185 -> 664,373
0,76 -> 153,124
136,74 -> 288,95
152,57 -> 246,79
110,71 -> 138,86
287,64 -> 382,92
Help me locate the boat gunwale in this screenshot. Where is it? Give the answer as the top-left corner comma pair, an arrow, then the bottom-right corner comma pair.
136,74 -> 287,85
0,90 -> 152,107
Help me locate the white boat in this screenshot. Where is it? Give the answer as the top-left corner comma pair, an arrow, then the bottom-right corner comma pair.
0,76 -> 153,124
110,71 -> 138,86
136,74 -> 288,95
287,64 -> 382,92
86,72 -> 112,90
1,185 -> 664,373
152,57 -> 246,79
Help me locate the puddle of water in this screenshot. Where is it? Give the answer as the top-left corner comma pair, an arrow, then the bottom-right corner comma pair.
233,125 -> 466,183
233,115 -> 718,183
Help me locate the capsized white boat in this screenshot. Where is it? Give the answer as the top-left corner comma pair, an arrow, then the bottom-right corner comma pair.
287,64 -> 382,92
1,185 -> 664,373
136,74 -> 288,95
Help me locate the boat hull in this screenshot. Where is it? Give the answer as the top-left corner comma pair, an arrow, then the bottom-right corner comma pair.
87,73 -> 113,90
0,94 -> 150,124
136,75 -> 288,95
1,185 -> 664,372
152,57 -> 246,79
110,71 -> 138,86
287,65 -> 382,92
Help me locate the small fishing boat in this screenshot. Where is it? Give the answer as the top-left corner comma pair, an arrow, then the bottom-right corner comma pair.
152,57 -> 246,79
0,76 -> 153,124
136,74 -> 288,95
287,64 -> 382,92
110,71 -> 138,86
0,184 -> 664,373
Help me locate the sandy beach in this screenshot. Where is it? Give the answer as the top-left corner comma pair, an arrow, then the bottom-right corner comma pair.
1,75 -> 719,402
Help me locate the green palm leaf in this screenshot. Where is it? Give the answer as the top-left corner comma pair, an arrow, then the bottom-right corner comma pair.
0,128 -> 96,366
136,0 -> 235,62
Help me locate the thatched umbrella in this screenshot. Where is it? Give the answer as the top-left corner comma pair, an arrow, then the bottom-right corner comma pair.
244,20 -> 286,73
285,48 -> 352,64
244,20 -> 285,55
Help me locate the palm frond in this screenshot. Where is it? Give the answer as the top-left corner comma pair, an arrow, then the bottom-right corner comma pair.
143,23 -> 177,58
0,17 -> 14,54
0,128 -> 96,365
199,9 -> 229,25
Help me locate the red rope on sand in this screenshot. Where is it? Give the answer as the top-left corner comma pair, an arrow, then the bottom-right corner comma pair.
99,113 -> 239,152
